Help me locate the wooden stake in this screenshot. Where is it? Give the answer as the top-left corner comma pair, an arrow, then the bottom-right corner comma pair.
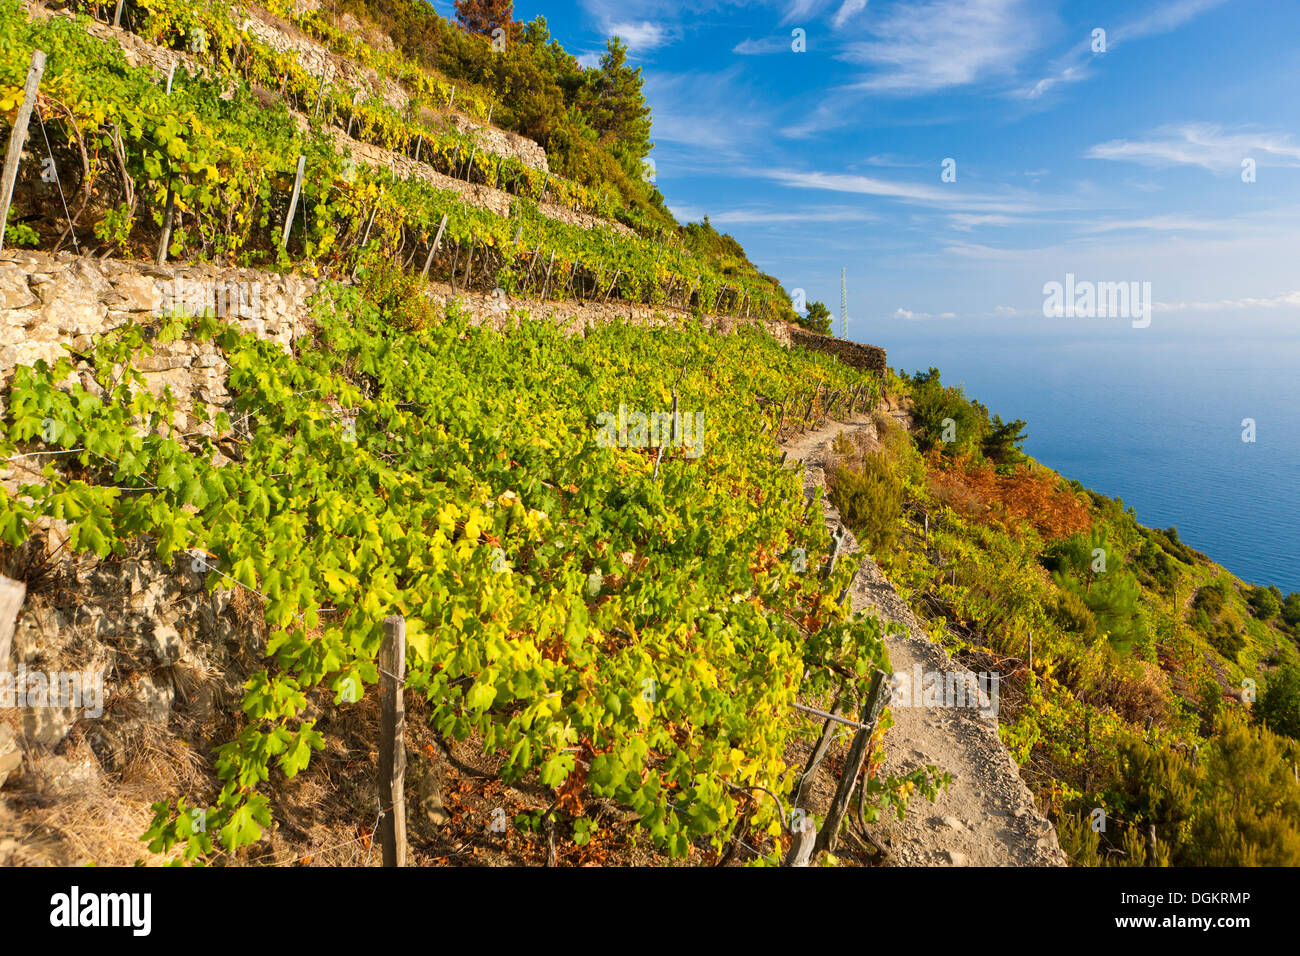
461,234 -> 476,288
166,63 -> 176,95
814,669 -> 890,858
522,243 -> 542,290
155,184 -> 175,265
379,615 -> 407,867
420,213 -> 447,280
0,50 -> 45,255
281,155 -> 306,248
602,269 -> 621,304
113,0 -> 123,28
539,249 -> 556,299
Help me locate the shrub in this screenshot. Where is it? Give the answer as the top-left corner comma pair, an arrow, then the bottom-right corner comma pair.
1246,585 -> 1282,621
356,256 -> 441,331
1047,587 -> 1098,640
829,449 -> 903,555
1256,661 -> 1300,740
1192,581 -> 1229,618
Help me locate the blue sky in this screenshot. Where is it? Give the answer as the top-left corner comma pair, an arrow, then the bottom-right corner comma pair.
460,0 -> 1300,344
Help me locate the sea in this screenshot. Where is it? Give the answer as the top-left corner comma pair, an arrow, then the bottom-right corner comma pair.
876,312 -> 1300,594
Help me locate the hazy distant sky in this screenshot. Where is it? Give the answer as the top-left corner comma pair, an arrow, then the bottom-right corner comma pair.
478,0 -> 1300,343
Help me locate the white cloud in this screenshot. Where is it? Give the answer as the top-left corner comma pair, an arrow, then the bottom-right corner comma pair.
1155,290 -> 1300,313
1080,216 -> 1221,234
576,51 -> 603,69
1015,0 -> 1230,100
841,0 -> 1050,94
831,0 -> 869,30
760,167 -> 1066,216
732,36 -> 792,55
606,20 -> 668,52
1086,124 -> 1300,173
709,206 -> 882,224
780,0 -> 833,27
949,213 -> 1019,230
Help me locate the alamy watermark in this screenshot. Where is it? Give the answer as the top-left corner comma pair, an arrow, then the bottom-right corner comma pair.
596,404 -> 705,458
1,667 -> 105,718
1042,273 -> 1151,328
152,275 -> 264,321
890,665 -> 1000,718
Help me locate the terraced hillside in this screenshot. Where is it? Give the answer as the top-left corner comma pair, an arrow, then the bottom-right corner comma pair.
0,0 -> 931,867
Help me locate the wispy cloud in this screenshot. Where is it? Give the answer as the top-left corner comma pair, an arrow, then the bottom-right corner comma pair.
1080,215 -> 1222,234
1015,0 -> 1231,100
605,20 -> 669,52
779,0 -> 834,27
760,167 -> 1069,216
840,0 -> 1050,94
645,67 -> 777,160
1086,124 -> 1300,173
831,0 -> 869,29
711,206 -> 882,225
732,35 -> 793,55
1155,290 -> 1300,312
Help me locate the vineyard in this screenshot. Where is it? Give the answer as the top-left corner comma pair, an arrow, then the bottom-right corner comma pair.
0,0 -> 789,318
0,278 -> 940,863
0,0 -> 957,868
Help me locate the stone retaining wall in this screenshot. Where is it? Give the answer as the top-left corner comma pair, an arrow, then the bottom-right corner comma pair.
788,327 -> 887,375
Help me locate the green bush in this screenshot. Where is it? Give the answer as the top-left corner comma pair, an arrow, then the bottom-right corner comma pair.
1257,661 -> 1300,740
1047,587 -> 1098,640
1245,585 -> 1282,620
829,450 -> 903,555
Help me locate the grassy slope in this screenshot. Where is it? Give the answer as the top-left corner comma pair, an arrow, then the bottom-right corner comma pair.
828,373 -> 1300,866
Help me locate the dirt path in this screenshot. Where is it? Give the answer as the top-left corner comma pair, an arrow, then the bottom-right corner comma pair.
781,415 -> 1066,866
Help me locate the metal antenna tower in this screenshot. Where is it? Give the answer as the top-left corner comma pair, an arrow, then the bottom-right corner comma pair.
840,268 -> 847,338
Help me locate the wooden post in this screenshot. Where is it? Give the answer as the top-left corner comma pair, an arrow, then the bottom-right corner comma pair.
379,615 -> 407,867
1028,631 -> 1033,673
113,0 -> 123,28
783,815 -> 817,867
521,243 -> 541,290
602,269 -> 621,304
460,234 -> 476,289
822,527 -> 844,580
0,50 -> 46,255
312,76 -> 329,120
281,155 -> 306,248
814,669 -> 890,858
155,184 -> 175,266
0,575 -> 26,671
420,213 -> 447,280
539,248 -> 555,299
1147,824 -> 1157,863
538,171 -> 550,202
165,63 -> 176,95
413,133 -> 422,163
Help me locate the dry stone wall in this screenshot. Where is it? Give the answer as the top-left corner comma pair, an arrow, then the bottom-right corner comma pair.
788,327 -> 887,375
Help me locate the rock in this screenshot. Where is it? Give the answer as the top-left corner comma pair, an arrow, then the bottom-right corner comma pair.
0,723 -> 20,789
0,261 -> 37,310
944,849 -> 968,865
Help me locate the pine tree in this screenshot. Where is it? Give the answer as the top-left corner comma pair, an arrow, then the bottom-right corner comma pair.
454,0 -> 515,37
